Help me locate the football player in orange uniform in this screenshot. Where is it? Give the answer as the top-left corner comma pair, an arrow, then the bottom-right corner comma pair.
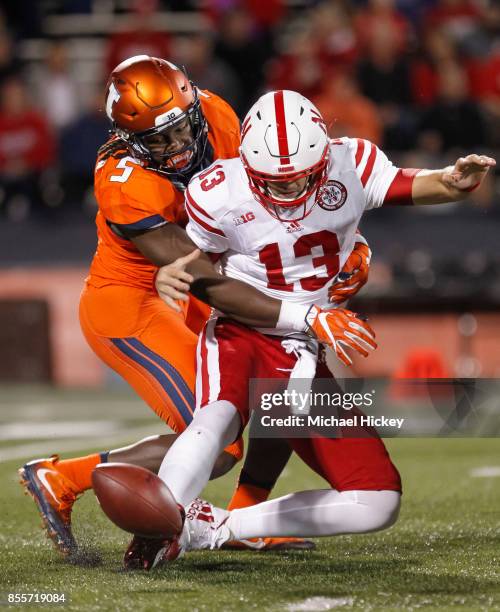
19,56 -> 371,558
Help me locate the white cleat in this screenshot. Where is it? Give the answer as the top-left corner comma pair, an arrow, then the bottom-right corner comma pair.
124,498 -> 232,570
182,498 -> 232,551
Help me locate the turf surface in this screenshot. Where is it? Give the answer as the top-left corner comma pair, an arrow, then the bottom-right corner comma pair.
0,388 -> 499,611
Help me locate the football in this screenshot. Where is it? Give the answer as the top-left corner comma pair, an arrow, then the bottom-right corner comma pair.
91,463 -> 183,538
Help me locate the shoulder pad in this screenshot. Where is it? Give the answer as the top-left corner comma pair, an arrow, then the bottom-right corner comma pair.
187,159 -> 235,219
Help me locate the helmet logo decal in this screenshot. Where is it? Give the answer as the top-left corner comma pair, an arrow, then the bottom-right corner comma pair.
318,180 -> 347,211
274,90 -> 290,164
311,108 -> 327,134
241,116 -> 252,141
106,82 -> 121,120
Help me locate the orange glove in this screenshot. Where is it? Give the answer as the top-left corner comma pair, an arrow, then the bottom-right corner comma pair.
329,241 -> 371,305
306,305 -> 377,366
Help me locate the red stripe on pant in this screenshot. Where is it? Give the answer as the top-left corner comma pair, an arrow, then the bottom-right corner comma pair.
198,323 -> 211,407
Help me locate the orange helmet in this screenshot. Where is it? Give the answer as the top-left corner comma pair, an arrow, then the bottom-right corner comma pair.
104,55 -> 207,175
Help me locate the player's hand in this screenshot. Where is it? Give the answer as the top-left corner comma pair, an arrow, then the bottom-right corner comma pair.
155,249 -> 201,312
443,154 -> 496,192
306,306 -> 377,366
329,242 -> 371,305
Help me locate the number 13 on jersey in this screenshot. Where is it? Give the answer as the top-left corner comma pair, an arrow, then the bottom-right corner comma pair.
259,230 -> 340,292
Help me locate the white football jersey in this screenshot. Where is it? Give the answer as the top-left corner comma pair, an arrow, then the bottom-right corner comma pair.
185,138 -> 404,334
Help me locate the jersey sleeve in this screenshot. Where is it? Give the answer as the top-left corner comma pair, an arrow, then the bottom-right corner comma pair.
199,89 -> 241,159
184,185 -> 229,253
350,139 -> 416,210
95,157 -> 176,236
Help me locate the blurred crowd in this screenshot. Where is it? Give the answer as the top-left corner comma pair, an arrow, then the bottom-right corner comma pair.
0,0 -> 498,228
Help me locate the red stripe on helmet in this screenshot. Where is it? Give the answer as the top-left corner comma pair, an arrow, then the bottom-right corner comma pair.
241,121 -> 252,142
199,325 -> 210,406
274,90 -> 290,164
311,109 -> 327,134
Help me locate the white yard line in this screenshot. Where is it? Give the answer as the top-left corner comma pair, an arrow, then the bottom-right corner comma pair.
469,466 -> 500,477
0,400 -> 149,423
285,597 -> 354,611
0,421 -> 121,440
0,425 -> 167,463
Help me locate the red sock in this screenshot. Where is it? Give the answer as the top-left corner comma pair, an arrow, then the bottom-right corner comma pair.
227,483 -> 271,511
56,453 -> 102,493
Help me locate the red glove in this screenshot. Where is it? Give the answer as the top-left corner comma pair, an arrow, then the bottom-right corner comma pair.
306,305 -> 377,366
329,241 -> 371,305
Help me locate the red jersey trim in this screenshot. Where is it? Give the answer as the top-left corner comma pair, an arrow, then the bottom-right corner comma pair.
361,143 -> 377,187
355,139 -> 365,167
185,192 -> 226,238
185,189 -> 216,221
383,168 -> 420,206
207,252 -> 223,263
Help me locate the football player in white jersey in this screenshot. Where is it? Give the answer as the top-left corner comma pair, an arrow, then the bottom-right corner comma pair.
135,90 -> 494,568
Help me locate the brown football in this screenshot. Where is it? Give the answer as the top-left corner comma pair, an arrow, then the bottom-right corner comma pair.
92,463 -> 183,538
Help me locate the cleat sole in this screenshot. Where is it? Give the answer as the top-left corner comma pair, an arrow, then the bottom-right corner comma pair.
18,466 -> 77,556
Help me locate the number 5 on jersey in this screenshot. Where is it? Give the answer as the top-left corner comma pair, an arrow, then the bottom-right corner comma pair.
110,157 -> 135,183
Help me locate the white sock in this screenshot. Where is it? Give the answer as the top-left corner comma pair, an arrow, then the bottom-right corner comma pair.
158,400 -> 240,507
226,489 -> 400,539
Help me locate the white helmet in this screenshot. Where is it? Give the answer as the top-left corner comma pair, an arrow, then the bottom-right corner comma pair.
240,90 -> 330,221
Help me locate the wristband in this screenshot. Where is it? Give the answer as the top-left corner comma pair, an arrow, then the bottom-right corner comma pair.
276,301 -> 311,332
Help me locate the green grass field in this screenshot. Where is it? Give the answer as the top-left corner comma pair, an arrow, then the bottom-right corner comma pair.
1,388 -> 499,611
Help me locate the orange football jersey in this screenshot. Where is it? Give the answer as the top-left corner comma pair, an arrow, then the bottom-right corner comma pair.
88,90 -> 240,290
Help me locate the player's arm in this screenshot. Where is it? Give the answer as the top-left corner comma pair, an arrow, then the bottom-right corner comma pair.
139,224 -> 375,366
102,162 -> 289,329
132,222 -> 282,328
411,154 -> 495,205
354,139 -> 495,209
167,235 -> 371,310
